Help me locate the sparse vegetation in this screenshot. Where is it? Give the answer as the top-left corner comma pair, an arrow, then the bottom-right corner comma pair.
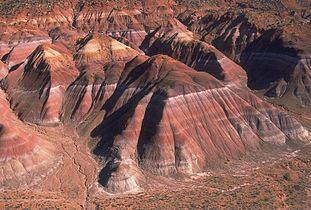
176,0 -> 221,7
0,0 -> 310,209
0,0 -> 125,17
89,146 -> 311,209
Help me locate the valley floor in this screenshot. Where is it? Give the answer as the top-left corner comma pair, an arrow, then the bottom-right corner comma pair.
1,140 -> 310,209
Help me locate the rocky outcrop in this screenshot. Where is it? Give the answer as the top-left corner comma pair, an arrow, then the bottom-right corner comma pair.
0,89 -> 60,188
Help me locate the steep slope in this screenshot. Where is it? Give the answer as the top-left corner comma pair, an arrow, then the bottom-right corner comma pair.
49,26 -> 85,53
61,33 -> 141,127
3,43 -> 79,125
141,24 -> 247,84
0,61 -> 8,80
89,55 -> 309,193
241,27 -> 311,106
0,25 -> 51,69
178,11 -> 262,63
0,89 -> 60,188
178,10 -> 311,106
74,33 -> 140,68
0,0 -> 310,200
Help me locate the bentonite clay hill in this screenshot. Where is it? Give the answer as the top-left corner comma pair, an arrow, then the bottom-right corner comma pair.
0,89 -> 61,188
177,6 -> 311,107
0,0 -> 310,209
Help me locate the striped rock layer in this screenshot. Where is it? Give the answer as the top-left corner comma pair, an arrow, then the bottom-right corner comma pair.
0,1 -> 309,193
0,89 -> 60,188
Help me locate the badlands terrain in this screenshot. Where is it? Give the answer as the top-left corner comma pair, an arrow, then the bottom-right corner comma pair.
0,0 -> 310,209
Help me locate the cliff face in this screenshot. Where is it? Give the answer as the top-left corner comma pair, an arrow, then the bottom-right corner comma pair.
0,0 -> 310,196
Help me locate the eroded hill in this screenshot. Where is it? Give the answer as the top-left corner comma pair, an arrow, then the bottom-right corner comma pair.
0,0 -> 310,209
